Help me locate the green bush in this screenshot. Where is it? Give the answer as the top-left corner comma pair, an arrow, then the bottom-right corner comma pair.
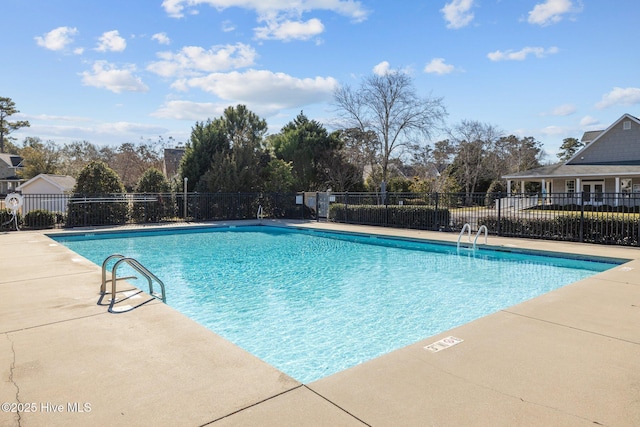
0,208 -> 22,230
67,161 -> 128,227
477,215 -> 640,246
24,209 -> 56,229
329,204 -> 450,230
131,168 -> 174,223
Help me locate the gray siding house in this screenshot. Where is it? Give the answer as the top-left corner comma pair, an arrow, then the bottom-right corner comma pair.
503,113 -> 640,206
0,153 -> 24,194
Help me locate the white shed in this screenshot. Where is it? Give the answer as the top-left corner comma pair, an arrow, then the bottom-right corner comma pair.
16,174 -> 76,214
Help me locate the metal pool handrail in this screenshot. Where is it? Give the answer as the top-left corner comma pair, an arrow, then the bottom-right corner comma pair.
457,223 -> 472,249
473,225 -> 488,250
101,254 -> 166,306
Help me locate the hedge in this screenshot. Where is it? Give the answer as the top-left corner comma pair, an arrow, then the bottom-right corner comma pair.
329,204 -> 450,230
24,209 -> 56,229
0,208 -> 22,230
477,215 -> 640,246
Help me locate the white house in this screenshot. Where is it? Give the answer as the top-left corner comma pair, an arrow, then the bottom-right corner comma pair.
503,113 -> 640,206
16,174 -> 76,214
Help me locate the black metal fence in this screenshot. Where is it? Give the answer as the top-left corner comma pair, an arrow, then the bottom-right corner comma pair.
0,192 -> 305,230
2,191 -> 640,246
325,191 -> 640,246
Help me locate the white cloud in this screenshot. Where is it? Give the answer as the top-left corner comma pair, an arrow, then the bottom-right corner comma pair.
580,116 -> 599,126
595,87 -> 640,109
487,46 -> 559,61
147,43 -> 257,78
255,18 -> 324,41
151,100 -> 224,120
222,20 -> 236,32
441,0 -> 475,29
152,32 -> 171,45
80,61 -> 149,93
539,125 -> 567,136
373,61 -> 393,76
528,0 -> 578,26
95,121 -> 167,135
96,30 -> 127,52
161,0 -> 369,22
171,69 -> 338,115
550,104 -> 576,116
424,58 -> 455,75
34,26 -> 78,51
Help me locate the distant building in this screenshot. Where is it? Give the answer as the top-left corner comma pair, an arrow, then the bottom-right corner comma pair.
163,147 -> 185,179
0,153 -> 24,194
503,113 -> 640,206
16,174 -> 76,214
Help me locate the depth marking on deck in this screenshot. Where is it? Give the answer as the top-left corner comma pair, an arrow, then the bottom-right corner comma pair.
424,336 -> 463,353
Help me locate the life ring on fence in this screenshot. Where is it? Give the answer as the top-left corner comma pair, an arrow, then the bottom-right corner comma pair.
4,193 -> 23,213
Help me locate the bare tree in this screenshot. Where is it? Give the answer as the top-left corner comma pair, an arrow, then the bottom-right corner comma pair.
447,120 -> 502,202
333,71 -> 447,187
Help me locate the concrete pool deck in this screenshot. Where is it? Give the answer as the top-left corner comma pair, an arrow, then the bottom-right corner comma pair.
1,220 -> 640,426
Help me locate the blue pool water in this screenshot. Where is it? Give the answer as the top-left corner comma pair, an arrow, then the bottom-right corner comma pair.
51,226 -> 620,383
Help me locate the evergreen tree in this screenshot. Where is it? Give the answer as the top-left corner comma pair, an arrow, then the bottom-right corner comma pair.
67,161 -> 127,226
557,137 -> 583,161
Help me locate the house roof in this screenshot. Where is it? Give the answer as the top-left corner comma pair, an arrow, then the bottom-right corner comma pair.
503,113 -> 640,181
0,153 -> 23,168
581,130 -> 603,144
16,174 -> 76,192
566,113 -> 640,165
0,153 -> 24,179
503,163 -> 640,180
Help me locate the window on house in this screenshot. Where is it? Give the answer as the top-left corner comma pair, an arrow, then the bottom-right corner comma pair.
621,178 -> 632,193
565,180 -> 575,193
623,121 -> 631,130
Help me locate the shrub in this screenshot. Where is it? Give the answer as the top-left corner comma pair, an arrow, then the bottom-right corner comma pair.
24,209 -> 56,229
0,208 -> 22,230
67,161 -> 128,227
131,168 -> 174,223
328,204 -> 450,230
477,215 -> 640,246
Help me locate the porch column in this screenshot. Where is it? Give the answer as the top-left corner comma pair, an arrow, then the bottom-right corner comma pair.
541,179 -> 547,204
615,177 -> 620,206
576,178 -> 581,203
506,180 -> 511,194
520,181 -> 525,194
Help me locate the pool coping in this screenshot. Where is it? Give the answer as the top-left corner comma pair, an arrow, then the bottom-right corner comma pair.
2,219 -> 640,426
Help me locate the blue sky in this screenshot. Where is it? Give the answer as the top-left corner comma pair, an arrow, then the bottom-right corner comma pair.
2,0 -> 639,160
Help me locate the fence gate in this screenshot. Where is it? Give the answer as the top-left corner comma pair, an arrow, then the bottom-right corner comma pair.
317,192 -> 330,219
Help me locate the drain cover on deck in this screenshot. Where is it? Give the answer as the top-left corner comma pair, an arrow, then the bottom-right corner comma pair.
424,336 -> 463,352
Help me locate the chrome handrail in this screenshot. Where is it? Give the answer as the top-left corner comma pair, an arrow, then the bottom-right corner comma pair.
457,223 -> 472,249
473,225 -> 488,250
101,254 -> 166,307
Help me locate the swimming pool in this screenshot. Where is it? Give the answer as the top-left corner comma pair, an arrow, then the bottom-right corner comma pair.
51,225 -> 621,383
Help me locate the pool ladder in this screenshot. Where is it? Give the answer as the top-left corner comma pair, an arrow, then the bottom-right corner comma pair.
457,224 -> 488,250
257,204 -> 264,223
100,254 -> 166,312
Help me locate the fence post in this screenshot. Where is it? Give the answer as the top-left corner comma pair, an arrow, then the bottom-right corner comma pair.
344,192 -> 348,223
434,192 -> 439,231
580,193 -> 585,243
183,178 -> 188,219
315,192 -> 319,222
497,194 -> 502,236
